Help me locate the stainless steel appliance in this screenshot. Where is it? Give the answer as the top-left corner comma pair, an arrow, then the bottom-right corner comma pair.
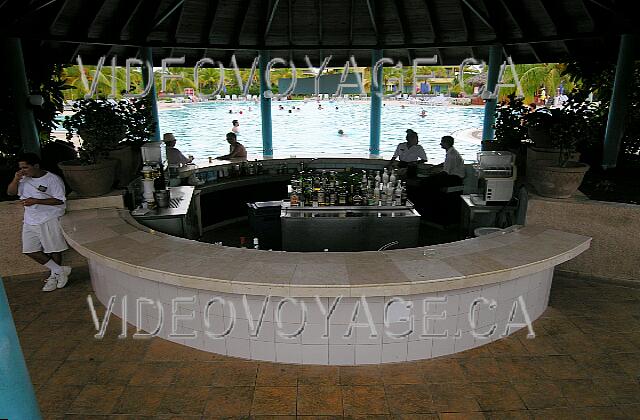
471,151 -> 517,205
281,202 -> 420,252
132,186 -> 200,239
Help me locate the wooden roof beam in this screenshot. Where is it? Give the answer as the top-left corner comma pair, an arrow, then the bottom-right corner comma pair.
265,0 -> 280,39
536,0 -> 571,57
204,0 -> 220,43
365,0 -> 378,41
461,0 -> 494,33
458,0 -> 476,59
498,0 -> 543,61
225,0 -> 252,63
423,0 -> 443,64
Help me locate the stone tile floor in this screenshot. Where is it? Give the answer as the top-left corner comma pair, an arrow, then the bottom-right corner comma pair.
5,269 -> 640,419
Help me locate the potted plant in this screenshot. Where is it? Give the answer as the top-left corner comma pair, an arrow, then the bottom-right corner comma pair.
59,97 -> 155,196
107,96 -> 155,187
527,99 -> 596,198
59,99 -> 127,197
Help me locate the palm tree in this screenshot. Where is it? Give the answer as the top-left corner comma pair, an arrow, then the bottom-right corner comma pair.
499,63 -> 574,104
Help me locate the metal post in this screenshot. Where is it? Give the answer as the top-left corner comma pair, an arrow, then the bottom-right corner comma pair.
2,38 -> 40,155
482,45 -> 502,142
602,34 -> 636,169
141,47 -> 161,141
0,278 -> 42,420
260,51 -> 273,157
370,49 -> 383,157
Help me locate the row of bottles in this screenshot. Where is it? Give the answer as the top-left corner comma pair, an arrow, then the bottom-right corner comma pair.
289,168 -> 408,207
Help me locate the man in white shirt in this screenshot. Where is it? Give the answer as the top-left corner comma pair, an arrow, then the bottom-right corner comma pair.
388,129 -> 428,177
425,135 -> 466,186
163,133 -> 194,166
6,153 -> 72,292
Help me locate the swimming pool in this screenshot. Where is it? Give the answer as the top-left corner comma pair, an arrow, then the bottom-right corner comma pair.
157,100 -> 484,164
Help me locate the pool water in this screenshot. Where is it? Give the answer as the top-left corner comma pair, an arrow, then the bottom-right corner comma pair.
157,100 -> 484,164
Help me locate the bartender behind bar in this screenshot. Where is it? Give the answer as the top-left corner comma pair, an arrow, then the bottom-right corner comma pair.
388,129 -> 428,178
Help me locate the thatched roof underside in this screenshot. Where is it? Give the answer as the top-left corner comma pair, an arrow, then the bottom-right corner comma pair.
1,0 -> 637,67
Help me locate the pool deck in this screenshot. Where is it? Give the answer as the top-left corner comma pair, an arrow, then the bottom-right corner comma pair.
6,269 -> 640,418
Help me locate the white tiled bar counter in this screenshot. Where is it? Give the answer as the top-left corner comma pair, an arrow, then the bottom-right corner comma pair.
62,208 -> 590,365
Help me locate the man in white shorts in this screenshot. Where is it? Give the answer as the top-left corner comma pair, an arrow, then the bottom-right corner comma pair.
6,153 -> 71,292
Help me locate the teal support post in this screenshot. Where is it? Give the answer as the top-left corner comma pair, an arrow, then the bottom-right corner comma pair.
260,51 -> 273,157
602,34 -> 636,169
0,278 -> 42,420
141,47 -> 161,141
2,38 -> 40,155
482,45 -> 502,142
370,49 -> 383,156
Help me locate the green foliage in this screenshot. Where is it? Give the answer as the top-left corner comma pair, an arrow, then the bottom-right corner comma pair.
564,61 -> 640,162
62,97 -> 155,164
494,94 -> 528,148
549,97 -> 603,166
29,64 -> 74,144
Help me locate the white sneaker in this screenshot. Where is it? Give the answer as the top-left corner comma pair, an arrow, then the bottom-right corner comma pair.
43,271 -> 56,284
42,275 -> 58,292
56,266 -> 72,289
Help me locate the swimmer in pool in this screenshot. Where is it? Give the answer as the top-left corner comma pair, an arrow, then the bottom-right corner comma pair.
420,109 -> 427,117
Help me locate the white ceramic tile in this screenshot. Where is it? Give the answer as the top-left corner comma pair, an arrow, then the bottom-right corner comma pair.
226,337 -> 250,358
328,297 -> 358,325
202,315 -> 231,339
306,297 -> 330,324
250,340 -> 276,362
355,323 -> 383,345
383,321 -> 411,344
328,323 -> 356,345
355,344 -> 382,364
432,313 -> 459,339
176,306 -> 203,332
202,335 -> 227,355
497,279 -> 517,301
454,331 -> 476,353
382,342 -> 408,363
275,322 -> 304,343
458,288 -> 482,315
229,318 -> 250,340
249,320 -> 275,342
329,344 -> 355,365
158,283 -> 178,304
407,339 -> 432,361
302,344 -> 329,365
276,342 -> 302,363
431,336 -> 455,358
301,322 -> 330,345
241,295 -> 274,322
275,297 -> 308,324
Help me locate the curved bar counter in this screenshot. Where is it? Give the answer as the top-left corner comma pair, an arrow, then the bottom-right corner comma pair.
61,158 -> 591,365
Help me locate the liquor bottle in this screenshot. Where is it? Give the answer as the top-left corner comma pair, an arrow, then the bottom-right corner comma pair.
394,184 -> 402,206
400,181 -> 408,206
386,183 -> 394,206
253,237 -> 260,250
390,169 -> 397,185
338,188 -> 347,205
382,168 -> 389,187
299,188 -> 306,207
379,183 -> 385,205
248,161 -> 255,175
312,189 -> 319,207
317,185 -> 326,206
367,185 -> 376,206
329,188 -> 337,206
375,170 -> 381,185
352,189 -> 363,206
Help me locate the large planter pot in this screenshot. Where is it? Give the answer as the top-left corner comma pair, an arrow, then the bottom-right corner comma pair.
58,159 -> 118,197
526,146 -> 580,177
528,160 -> 590,199
108,144 -> 142,187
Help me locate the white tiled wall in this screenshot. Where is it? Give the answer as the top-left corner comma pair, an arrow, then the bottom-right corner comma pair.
89,262 -> 554,364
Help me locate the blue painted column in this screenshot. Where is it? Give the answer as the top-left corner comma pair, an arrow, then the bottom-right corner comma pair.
141,47 -> 161,141
602,34 -> 636,169
260,51 -> 273,157
2,38 -> 40,155
370,49 -> 383,156
482,45 -> 502,142
0,278 -> 42,419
